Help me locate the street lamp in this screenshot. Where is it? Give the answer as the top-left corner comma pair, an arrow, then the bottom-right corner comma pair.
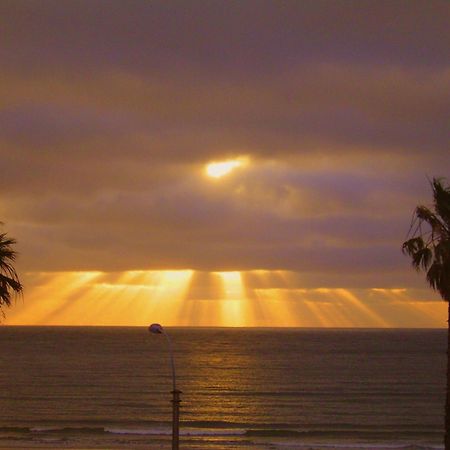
149,323 -> 181,450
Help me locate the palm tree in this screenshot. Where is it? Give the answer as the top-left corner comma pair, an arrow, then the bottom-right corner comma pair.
0,225 -> 23,316
402,178 -> 450,449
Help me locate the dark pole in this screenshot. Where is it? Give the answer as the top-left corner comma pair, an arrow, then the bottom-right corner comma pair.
165,329 -> 181,450
172,389 -> 181,450
149,324 -> 181,450
446,301 -> 450,450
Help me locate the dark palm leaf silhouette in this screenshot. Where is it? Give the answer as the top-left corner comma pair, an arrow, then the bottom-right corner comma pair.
402,178 -> 450,449
0,227 -> 23,315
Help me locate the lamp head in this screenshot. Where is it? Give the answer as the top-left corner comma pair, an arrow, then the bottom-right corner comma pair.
149,323 -> 164,334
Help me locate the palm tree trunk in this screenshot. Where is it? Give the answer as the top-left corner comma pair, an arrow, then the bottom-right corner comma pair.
446,300 -> 450,450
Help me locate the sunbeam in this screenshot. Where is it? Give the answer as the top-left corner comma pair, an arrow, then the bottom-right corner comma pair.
4,271 -> 446,327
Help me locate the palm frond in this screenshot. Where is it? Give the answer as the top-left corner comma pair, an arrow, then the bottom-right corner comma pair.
414,247 -> 433,271
0,228 -> 23,314
0,273 -> 22,307
402,236 -> 424,256
415,206 -> 446,237
432,178 -> 450,229
402,177 -> 450,302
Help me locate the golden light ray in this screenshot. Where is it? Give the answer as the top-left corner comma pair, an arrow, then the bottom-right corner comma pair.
5,270 -> 193,326
177,271 -> 225,326
4,270 -> 447,327
151,270 -> 194,325
252,288 -> 303,327
240,272 -> 271,326
217,271 -> 249,327
5,272 -> 102,325
401,301 -> 446,325
242,270 -> 298,327
370,288 -> 446,327
247,287 -> 392,327
334,288 -> 390,327
86,270 -> 194,326
303,300 -> 353,328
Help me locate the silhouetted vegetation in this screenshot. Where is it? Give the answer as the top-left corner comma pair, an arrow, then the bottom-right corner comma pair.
402,178 -> 450,449
0,224 -> 23,316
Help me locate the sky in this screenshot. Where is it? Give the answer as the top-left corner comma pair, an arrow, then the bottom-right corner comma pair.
1,0 -> 449,327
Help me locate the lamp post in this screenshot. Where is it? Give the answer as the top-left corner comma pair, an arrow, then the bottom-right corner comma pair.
149,323 -> 181,450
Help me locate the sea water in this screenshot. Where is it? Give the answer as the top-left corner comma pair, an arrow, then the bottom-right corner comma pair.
0,327 -> 445,449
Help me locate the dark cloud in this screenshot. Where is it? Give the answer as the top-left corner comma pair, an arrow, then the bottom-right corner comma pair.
0,0 -> 449,293
2,0 -> 449,71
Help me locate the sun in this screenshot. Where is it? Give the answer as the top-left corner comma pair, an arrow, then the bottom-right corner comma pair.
205,158 -> 248,179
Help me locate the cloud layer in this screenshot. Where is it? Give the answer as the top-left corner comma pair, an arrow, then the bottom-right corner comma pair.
1,0 -> 449,300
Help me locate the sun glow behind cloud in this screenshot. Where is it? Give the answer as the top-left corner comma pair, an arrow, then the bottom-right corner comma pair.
4,270 -> 446,328
1,2 -> 449,331
205,157 -> 248,179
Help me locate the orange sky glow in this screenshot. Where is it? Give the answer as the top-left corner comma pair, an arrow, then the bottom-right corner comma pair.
1,1 -> 449,328
5,270 -> 446,327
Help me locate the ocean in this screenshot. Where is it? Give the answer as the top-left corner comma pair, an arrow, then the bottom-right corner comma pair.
0,327 -> 445,449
